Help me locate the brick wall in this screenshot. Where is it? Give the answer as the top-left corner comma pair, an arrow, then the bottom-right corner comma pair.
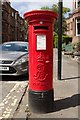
2,1 -> 27,43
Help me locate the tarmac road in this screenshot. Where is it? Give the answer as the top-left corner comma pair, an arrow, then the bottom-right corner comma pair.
1,75 -> 28,100
0,75 -> 28,119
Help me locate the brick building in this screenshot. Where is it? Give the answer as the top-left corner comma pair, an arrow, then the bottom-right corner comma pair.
1,1 -> 27,43
66,0 -> 80,43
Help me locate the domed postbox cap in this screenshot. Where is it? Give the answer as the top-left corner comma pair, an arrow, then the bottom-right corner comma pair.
24,10 -> 58,22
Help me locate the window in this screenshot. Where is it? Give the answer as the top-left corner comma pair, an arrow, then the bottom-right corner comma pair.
21,20 -> 23,25
71,22 -> 73,30
15,13 -> 17,19
75,0 -> 78,8
76,18 -> 80,36
78,1 -> 80,7
67,23 -> 70,31
76,0 -> 80,8
12,12 -> 14,17
0,43 -> 28,52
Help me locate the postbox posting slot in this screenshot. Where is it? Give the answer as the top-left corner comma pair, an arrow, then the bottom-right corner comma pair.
36,34 -> 46,50
34,26 -> 48,30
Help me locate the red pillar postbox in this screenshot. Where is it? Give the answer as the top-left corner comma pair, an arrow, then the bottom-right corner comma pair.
24,10 -> 57,113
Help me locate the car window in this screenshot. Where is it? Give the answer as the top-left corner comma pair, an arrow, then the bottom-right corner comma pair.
17,45 -> 28,52
0,43 -> 28,52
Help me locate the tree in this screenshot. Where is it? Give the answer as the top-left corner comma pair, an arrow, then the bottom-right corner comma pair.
41,3 -> 70,35
41,6 -> 50,10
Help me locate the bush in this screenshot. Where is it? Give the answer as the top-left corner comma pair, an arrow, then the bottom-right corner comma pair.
54,35 -> 58,48
62,35 -> 72,44
62,43 -> 66,51
53,35 -> 72,48
73,42 -> 80,52
64,43 -> 74,52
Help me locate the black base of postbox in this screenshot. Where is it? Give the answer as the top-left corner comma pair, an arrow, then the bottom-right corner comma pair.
28,89 -> 54,113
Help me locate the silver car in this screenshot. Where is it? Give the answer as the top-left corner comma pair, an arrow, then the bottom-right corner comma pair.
0,41 -> 28,76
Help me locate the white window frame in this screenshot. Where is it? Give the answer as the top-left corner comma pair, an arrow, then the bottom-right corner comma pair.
12,12 -> 14,17
75,0 -> 78,8
76,18 -> 80,36
75,0 -> 80,8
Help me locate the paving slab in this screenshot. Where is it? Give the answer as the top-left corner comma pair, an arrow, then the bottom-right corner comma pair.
11,49 -> 80,119
28,49 -> 79,118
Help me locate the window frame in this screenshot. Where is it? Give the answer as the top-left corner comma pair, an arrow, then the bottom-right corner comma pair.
76,18 -> 80,36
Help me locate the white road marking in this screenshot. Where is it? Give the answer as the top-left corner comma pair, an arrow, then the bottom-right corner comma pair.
8,96 -> 12,100
4,101 -> 8,105
0,117 -> 3,119
0,103 -> 4,107
0,81 -> 28,119
11,99 -> 17,106
0,83 -> 19,118
6,93 -> 11,98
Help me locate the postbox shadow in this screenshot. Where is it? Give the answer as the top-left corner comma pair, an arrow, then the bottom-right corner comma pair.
0,74 -> 29,81
53,93 -> 80,112
61,76 -> 80,80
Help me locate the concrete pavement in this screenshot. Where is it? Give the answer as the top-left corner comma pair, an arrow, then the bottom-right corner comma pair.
12,49 -> 80,119
27,49 -> 79,118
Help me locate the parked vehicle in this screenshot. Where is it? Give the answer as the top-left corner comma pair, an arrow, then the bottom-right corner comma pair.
0,41 -> 28,76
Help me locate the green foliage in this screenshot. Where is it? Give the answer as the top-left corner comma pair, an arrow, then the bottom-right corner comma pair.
41,3 -> 70,35
53,34 -> 72,48
51,4 -> 58,13
64,43 -> 74,52
77,42 -> 80,47
54,34 -> 58,48
24,21 -> 28,41
41,6 -> 51,10
73,42 -> 80,51
62,7 -> 70,14
62,43 -> 66,51
51,4 -> 70,34
62,35 -> 72,44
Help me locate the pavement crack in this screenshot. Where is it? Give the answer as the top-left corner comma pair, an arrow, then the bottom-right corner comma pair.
17,85 -> 28,111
